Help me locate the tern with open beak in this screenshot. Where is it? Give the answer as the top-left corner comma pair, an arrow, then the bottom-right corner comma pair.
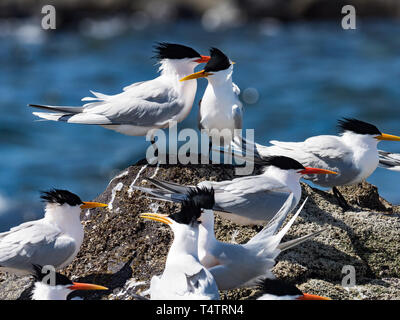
31,264 -> 108,300
228,118 -> 400,210
180,47 -> 242,149
133,155 -> 336,225
0,189 -> 107,275
29,43 -> 210,152
140,188 -> 219,300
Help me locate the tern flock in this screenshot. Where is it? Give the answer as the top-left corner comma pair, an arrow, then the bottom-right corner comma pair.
1,43 -> 399,300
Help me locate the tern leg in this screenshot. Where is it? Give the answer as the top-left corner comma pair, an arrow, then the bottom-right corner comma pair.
332,187 -> 351,211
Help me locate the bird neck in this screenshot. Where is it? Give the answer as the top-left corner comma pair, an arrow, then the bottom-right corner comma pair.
31,282 -> 69,300
44,204 -> 82,230
264,166 -> 300,185
158,59 -> 196,79
167,225 -> 199,261
340,131 -> 379,153
207,69 -> 233,91
198,210 -> 217,247
340,131 -> 379,179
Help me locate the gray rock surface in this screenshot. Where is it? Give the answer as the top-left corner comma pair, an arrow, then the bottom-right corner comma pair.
0,160 -> 399,300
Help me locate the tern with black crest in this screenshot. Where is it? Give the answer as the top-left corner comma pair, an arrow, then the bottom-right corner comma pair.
255,278 -> 330,300
140,188 -> 219,300
228,118 -> 400,210
29,43 -> 210,150
180,47 -> 242,147
133,155 -> 336,225
0,189 -> 107,275
31,264 -> 108,300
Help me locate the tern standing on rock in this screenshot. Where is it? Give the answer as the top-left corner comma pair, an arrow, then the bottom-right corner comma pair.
255,278 -> 330,300
133,155 -> 336,225
31,264 -> 108,300
140,188 -> 219,300
180,47 -> 242,149
230,118 -> 400,210
0,189 -> 107,275
29,43 -> 210,150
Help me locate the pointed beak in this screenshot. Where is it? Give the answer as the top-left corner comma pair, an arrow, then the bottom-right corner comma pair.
80,201 -> 108,209
68,282 -> 108,291
375,133 -> 400,141
140,212 -> 172,225
298,293 -> 331,300
180,70 -> 213,82
299,167 -> 338,175
194,55 -> 211,63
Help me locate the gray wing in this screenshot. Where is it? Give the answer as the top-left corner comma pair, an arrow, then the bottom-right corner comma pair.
201,175 -> 292,223
185,268 -> 219,300
378,150 -> 400,171
31,78 -> 185,127
0,221 -> 76,273
267,136 -> 359,187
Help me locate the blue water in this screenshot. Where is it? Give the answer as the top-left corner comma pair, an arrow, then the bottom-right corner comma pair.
1,20 -> 400,231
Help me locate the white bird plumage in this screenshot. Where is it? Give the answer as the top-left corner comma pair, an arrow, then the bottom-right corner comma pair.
140,189 -> 219,300
29,43 -> 210,139
0,189 -> 107,275
198,194 -> 325,290
181,47 -> 243,147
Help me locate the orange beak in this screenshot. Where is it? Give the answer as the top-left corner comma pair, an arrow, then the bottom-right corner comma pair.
194,55 -> 210,63
68,282 -> 108,291
375,133 -> 400,142
140,212 -> 172,225
80,201 -> 108,209
298,293 -> 331,300
299,167 -> 338,175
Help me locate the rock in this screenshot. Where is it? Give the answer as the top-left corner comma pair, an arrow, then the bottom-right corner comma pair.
0,160 -> 399,300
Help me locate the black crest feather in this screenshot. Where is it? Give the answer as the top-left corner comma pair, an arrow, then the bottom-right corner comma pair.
40,189 -> 83,206
170,187 -> 215,225
337,118 -> 381,135
255,278 -> 303,297
204,47 -> 231,72
153,42 -> 201,60
32,264 -> 73,286
262,156 -> 305,170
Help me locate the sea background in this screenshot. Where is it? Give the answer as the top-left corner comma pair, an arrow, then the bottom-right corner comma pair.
1,18 -> 400,231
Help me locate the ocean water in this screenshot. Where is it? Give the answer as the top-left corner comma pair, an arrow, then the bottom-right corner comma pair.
1,19 -> 400,231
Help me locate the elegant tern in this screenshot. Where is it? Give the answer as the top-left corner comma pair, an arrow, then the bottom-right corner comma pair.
140,188 -> 219,300
133,156 -> 336,225
31,264 -> 108,300
29,43 -> 210,147
180,47 -> 242,147
255,278 -> 330,300
228,118 -> 400,210
0,189 -> 107,275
